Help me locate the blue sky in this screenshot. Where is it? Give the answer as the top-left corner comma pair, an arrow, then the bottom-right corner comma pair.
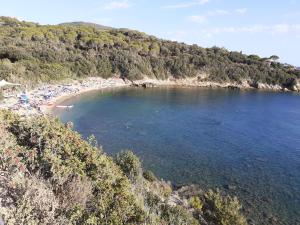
1,0 -> 300,65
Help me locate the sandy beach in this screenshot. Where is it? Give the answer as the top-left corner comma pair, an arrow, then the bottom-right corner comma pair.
0,77 -> 130,117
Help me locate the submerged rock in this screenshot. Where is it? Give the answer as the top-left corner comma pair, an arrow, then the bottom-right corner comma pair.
224,184 -> 237,191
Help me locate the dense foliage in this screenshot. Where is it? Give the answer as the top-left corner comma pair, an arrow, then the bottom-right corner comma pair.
0,16 -> 299,89
0,111 -> 144,224
0,110 -> 248,224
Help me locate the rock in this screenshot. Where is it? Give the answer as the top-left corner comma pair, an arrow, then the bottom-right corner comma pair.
257,83 -> 266,89
65,121 -> 74,129
268,215 -> 278,224
283,87 -> 289,92
198,215 -> 209,225
227,85 -> 240,90
224,184 -> 237,191
204,209 -> 214,218
247,218 -> 256,225
261,196 -> 271,203
131,82 -> 156,88
197,73 -> 209,80
167,193 -> 185,206
271,84 -> 282,91
142,82 -> 156,88
176,184 -> 204,198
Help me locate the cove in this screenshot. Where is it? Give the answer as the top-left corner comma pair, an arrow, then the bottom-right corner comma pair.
53,87 -> 300,225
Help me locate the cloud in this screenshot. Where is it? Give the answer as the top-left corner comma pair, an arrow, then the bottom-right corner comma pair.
199,24 -> 300,37
235,8 -> 247,15
283,11 -> 300,18
188,8 -> 246,23
104,0 -> 130,10
207,9 -> 230,16
163,0 -> 210,9
188,15 -> 207,23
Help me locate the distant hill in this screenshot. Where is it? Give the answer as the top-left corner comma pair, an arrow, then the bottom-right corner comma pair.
59,21 -> 113,30
0,16 -> 300,91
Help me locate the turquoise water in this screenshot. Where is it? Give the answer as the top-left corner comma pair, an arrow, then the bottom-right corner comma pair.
54,87 -> 300,224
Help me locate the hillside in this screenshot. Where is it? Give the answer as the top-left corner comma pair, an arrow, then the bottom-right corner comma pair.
59,22 -> 113,30
0,16 -> 299,91
0,110 -> 247,225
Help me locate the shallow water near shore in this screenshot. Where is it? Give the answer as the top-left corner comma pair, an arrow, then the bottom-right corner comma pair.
53,87 -> 300,224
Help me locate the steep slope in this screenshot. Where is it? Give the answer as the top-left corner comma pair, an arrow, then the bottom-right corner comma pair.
0,110 -> 247,225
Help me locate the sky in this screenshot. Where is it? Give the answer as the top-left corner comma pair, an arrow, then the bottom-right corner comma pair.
0,0 -> 300,66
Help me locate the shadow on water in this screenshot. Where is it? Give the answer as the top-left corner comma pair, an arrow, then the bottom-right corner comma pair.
53,87 -> 300,225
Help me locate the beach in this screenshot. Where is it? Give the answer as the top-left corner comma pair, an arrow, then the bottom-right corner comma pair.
0,75 -> 292,117
0,77 -> 130,117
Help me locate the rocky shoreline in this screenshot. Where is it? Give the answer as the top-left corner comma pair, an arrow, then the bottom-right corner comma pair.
131,77 -> 300,92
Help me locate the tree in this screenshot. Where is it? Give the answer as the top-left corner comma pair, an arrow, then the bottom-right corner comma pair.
269,55 -> 279,61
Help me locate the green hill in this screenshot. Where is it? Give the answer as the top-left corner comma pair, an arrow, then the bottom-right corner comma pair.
59,22 -> 113,30
0,16 -> 299,90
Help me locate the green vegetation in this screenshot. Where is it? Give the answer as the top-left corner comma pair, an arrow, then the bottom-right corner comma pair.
189,196 -> 203,210
115,150 -> 142,182
0,110 -> 248,224
0,16 -> 299,90
0,111 -> 144,224
203,189 -> 247,225
143,170 -> 157,182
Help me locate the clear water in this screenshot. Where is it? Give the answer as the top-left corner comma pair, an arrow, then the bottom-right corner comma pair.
54,87 -> 300,225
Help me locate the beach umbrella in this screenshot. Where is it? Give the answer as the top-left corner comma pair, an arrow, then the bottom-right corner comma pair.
0,80 -> 21,87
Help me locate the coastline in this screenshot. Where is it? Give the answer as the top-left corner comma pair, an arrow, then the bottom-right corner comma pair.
0,76 -> 297,117
0,77 -> 130,117
41,78 -> 131,115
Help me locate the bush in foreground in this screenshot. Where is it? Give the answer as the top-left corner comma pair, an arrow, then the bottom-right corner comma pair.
203,189 -> 247,225
0,110 -> 248,225
115,150 -> 142,182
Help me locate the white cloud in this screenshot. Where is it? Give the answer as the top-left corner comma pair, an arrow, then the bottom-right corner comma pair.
163,0 -> 210,9
188,15 -> 207,23
199,24 -> 300,37
188,8 -> 247,23
235,8 -> 247,15
104,0 -> 130,10
207,9 -> 230,16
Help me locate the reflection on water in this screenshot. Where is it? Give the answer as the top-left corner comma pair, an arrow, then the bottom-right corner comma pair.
54,87 -> 300,225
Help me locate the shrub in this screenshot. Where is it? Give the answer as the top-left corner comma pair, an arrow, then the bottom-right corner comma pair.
0,173 -> 62,225
0,111 -> 250,225
160,205 -> 199,225
0,111 -> 145,224
0,90 -> 3,101
189,196 -> 203,210
143,170 -> 157,182
115,150 -> 142,182
204,189 -> 247,225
